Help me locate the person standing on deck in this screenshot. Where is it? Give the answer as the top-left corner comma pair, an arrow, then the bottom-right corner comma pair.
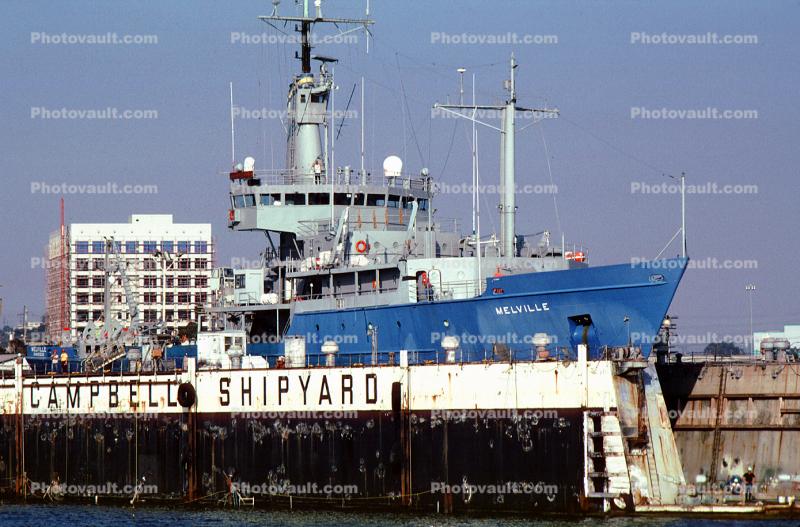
51,348 -> 59,374
60,348 -> 69,374
313,157 -> 323,184
743,466 -> 756,502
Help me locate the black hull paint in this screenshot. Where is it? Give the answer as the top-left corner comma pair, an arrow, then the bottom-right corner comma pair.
0,410 -> 588,513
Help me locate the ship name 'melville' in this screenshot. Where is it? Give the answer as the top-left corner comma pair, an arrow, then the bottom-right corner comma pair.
495,302 -> 550,316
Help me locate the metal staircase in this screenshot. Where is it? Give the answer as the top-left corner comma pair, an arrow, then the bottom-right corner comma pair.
584,410 -> 631,502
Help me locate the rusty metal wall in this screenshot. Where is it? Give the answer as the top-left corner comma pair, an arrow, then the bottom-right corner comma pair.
0,409 -> 587,512
658,361 -> 800,490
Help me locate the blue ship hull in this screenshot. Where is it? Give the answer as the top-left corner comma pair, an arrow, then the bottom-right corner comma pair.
286,258 -> 687,362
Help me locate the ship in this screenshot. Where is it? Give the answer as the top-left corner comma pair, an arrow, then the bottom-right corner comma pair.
207,1 -> 687,366
0,1 -> 692,515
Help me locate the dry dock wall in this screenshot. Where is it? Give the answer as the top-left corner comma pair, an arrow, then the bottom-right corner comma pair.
0,358 -> 681,512
657,361 -> 800,498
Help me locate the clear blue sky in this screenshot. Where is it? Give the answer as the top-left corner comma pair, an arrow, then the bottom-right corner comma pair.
1,0 -> 798,352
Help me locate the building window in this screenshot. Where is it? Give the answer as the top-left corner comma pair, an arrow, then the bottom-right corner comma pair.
177,276 -> 191,288
93,259 -> 104,271
76,311 -> 89,322
92,241 -> 105,253
195,292 -> 207,304
235,275 -> 246,289
143,310 -> 158,322
92,277 -> 105,288
166,277 -> 174,288
178,258 -> 191,270
92,293 -> 104,304
165,310 -> 174,322
177,241 -> 191,254
143,241 -> 157,254
76,277 -> 89,288
143,276 -> 158,288
92,310 -> 102,321
178,310 -> 191,321
76,241 -> 89,254
194,241 -> 207,254
75,259 -> 89,271
125,241 -> 137,253
143,292 -> 158,304
165,292 -> 174,304
161,241 -> 174,253
143,259 -> 157,271
178,292 -> 191,303
194,258 -> 207,270
195,277 -> 208,288
76,293 -> 89,305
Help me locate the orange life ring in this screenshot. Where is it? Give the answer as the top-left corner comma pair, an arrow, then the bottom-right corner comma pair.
228,209 -> 235,221
355,240 -> 368,253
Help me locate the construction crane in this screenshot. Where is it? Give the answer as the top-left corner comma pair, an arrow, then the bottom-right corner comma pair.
81,237 -> 160,373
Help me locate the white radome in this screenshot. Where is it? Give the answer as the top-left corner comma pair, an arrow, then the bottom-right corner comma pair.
383,155 -> 403,177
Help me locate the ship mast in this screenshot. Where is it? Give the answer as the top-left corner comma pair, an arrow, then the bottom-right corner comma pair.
259,1 -> 372,179
435,54 -> 558,258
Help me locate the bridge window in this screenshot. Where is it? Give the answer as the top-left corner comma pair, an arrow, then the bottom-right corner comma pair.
244,194 -> 256,207
388,195 -> 400,208
233,195 -> 245,208
285,193 -> 306,206
418,198 -> 429,211
367,194 -> 385,206
402,196 -> 415,209
353,193 -> 365,206
309,193 -> 330,205
260,193 -> 281,206
333,193 -> 350,206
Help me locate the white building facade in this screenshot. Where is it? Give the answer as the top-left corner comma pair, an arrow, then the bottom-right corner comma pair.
60,214 -> 212,340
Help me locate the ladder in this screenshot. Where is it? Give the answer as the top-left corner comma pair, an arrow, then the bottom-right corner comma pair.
584,410 -> 630,502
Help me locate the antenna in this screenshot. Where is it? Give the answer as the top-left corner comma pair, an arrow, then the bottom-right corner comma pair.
681,172 -> 687,258
360,76 -> 366,182
229,81 -> 236,167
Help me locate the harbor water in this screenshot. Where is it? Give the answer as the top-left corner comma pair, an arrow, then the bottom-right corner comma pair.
0,505 -> 798,527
